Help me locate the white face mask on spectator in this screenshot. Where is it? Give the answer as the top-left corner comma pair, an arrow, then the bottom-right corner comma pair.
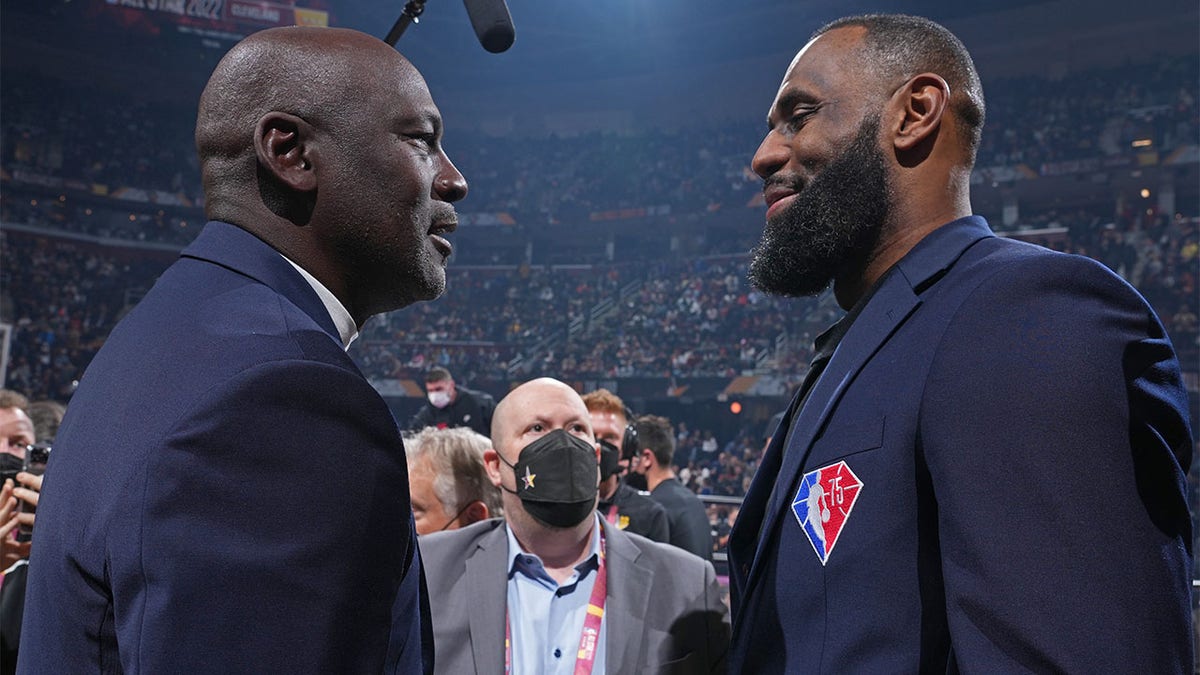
428,391 -> 452,409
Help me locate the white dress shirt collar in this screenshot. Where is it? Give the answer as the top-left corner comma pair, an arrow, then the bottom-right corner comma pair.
280,255 -> 359,350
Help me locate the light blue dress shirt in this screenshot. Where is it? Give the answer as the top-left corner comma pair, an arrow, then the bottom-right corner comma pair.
505,514 -> 607,675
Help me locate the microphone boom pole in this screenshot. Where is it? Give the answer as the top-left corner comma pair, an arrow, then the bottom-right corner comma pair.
385,0 -> 428,47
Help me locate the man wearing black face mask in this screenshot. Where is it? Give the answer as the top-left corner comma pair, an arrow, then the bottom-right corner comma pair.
582,389 -> 669,544
418,377 -> 730,674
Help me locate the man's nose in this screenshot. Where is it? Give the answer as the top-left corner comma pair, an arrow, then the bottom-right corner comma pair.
435,152 -> 468,203
751,131 -> 790,180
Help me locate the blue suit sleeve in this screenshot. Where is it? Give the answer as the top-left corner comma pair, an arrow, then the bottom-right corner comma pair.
920,254 -> 1193,672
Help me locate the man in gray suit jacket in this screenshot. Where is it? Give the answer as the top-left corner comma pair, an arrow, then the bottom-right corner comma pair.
419,378 -> 729,674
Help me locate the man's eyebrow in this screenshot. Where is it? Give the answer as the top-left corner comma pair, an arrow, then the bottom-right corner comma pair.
767,88 -> 819,130
398,110 -> 441,135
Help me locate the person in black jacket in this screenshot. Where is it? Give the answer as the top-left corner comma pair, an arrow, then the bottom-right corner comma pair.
408,367 -> 495,436
630,414 -> 713,561
581,388 -> 669,544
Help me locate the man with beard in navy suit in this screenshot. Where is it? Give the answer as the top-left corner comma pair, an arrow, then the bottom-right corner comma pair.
728,14 -> 1193,673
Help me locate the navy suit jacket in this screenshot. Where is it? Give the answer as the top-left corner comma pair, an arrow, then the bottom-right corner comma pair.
727,216 -> 1194,672
19,221 -> 432,674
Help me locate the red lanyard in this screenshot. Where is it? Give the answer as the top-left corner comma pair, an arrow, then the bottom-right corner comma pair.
505,529 -> 608,675
604,503 -> 619,524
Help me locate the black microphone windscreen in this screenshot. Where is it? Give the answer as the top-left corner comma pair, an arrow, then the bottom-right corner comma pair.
462,0 -> 515,53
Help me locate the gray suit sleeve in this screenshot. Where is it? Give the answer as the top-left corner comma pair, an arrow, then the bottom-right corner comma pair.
700,561 -> 731,674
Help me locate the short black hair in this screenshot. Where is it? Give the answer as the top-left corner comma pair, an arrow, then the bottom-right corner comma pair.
425,366 -> 453,383
816,14 -> 985,165
633,414 -> 675,467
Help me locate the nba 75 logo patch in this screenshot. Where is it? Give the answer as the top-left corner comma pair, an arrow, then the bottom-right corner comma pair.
791,460 -> 862,564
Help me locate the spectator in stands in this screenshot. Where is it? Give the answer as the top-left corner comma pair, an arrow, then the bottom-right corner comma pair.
715,505 -> 739,552
628,414 -> 713,561
581,388 -> 669,543
1171,302 -> 1197,338
729,14 -> 1193,673
25,400 -> 65,444
19,27 -> 468,673
0,389 -> 39,675
419,377 -> 729,673
406,426 -> 501,535
408,366 -> 495,436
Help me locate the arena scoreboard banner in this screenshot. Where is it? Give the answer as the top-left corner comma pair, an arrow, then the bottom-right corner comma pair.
101,0 -> 330,42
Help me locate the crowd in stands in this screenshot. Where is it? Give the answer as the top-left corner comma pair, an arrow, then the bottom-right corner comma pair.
2,54 -> 1197,501
980,57 -> 1197,169
355,264 -> 626,382
549,257 -> 825,380
1,231 -> 172,401
348,252 -> 837,385
2,55 -> 1196,240
1,189 -> 200,247
1,76 -> 202,200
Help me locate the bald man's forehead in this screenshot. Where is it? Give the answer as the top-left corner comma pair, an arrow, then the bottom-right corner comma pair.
506,379 -> 589,413
493,379 -> 593,452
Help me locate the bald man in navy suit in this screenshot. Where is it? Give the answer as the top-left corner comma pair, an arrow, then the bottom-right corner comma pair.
19,27 -> 468,673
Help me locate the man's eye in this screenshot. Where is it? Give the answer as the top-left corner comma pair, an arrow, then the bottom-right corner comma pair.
786,110 -> 816,132
530,423 -> 544,432
408,133 -> 437,150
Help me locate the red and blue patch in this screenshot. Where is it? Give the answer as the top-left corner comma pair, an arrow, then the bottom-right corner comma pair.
791,460 -> 863,565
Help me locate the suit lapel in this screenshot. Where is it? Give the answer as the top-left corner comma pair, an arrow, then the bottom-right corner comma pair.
754,276 -> 919,554
601,520 -> 652,674
465,523 -> 509,674
180,221 -> 342,342
742,217 -> 995,597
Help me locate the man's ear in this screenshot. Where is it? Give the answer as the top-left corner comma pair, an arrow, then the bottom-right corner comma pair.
640,448 -> 655,469
254,112 -> 317,192
463,500 -> 489,526
889,73 -> 950,153
483,448 -> 503,487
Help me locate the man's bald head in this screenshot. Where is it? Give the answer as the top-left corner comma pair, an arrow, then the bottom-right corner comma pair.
195,27 -> 419,218
191,26 -> 467,324
491,378 -> 593,459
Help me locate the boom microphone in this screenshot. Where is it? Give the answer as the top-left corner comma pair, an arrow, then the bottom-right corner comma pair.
462,0 -> 515,53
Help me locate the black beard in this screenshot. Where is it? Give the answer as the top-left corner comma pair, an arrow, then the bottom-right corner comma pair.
748,116 -> 889,298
